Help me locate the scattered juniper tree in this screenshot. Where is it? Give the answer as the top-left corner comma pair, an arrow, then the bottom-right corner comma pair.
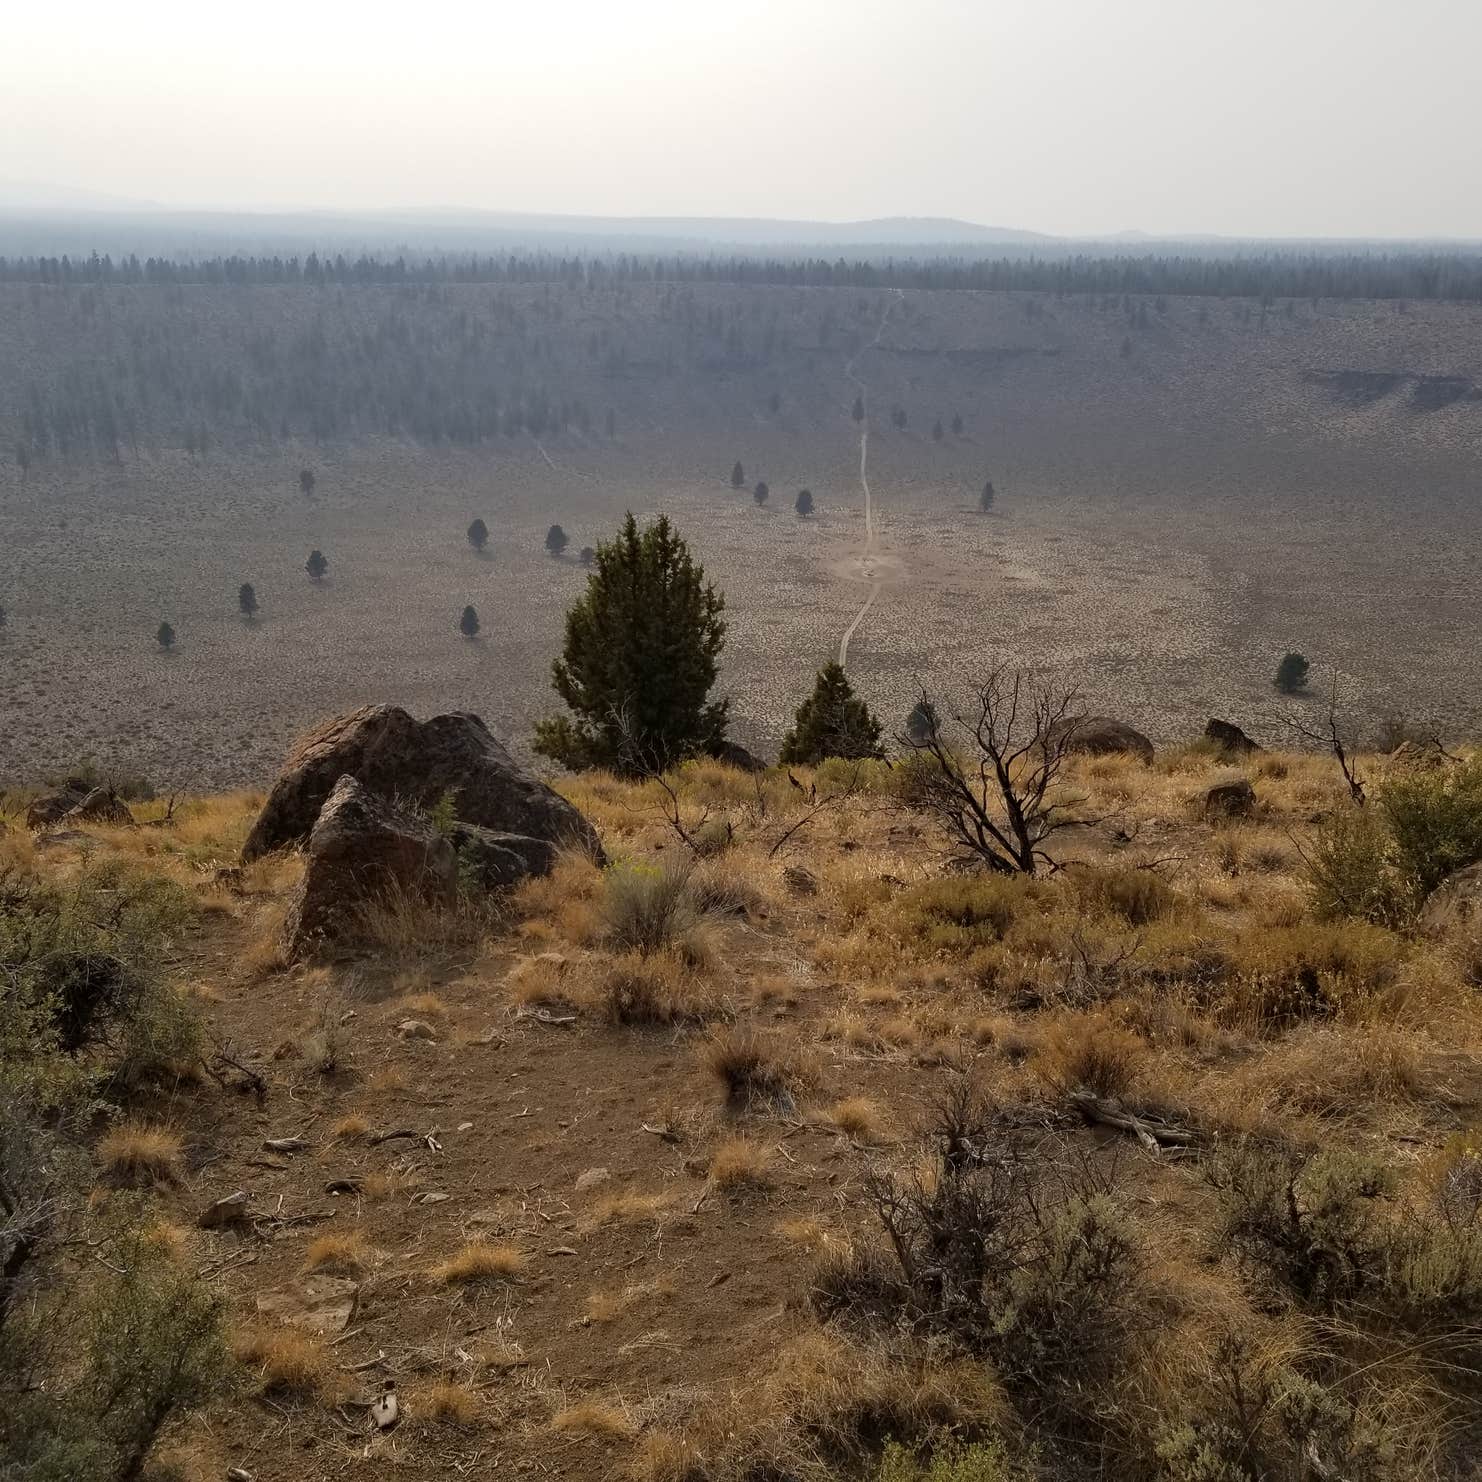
980,480 -> 996,513
906,697 -> 940,744
156,621 -> 176,650
892,407 -> 908,430
951,413 -> 964,436
753,481 -> 769,507
768,392 -> 781,414
237,583 -> 258,620
933,418 -> 944,442
851,395 -> 865,422
795,488 -> 815,518
467,517 -> 489,553
534,513 -> 727,774
14,443 -> 28,478
730,460 -> 745,490
1275,651 -> 1311,693
579,546 -> 596,567
0,604 -> 6,630
545,524 -> 569,558
299,467 -> 315,497
779,663 -> 885,764
460,604 -> 480,639
305,549 -> 328,581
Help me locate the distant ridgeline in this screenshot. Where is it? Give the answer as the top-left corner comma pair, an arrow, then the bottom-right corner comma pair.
4,246 -> 1482,299
4,244 -> 1482,463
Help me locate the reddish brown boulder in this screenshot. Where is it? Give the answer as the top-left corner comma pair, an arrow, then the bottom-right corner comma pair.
1203,779 -> 1256,818
242,706 -> 602,863
1204,718 -> 1262,755
1048,716 -> 1155,765
282,776 -> 457,958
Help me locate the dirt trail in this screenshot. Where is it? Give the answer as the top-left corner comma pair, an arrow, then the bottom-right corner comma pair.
837,293 -> 900,668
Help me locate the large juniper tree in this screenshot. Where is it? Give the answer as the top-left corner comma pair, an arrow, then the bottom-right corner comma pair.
534,513 -> 727,773
779,663 -> 884,764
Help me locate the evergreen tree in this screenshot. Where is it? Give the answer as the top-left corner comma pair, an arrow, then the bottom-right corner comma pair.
851,395 -> 865,422
951,413 -> 964,436
299,467 -> 315,496
156,621 -> 176,650
545,524 -> 570,558
460,604 -> 480,638
795,489 -> 814,517
1275,651 -> 1310,693
980,480 -> 995,513
905,697 -> 940,744
768,392 -> 781,415
753,481 -> 769,506
467,517 -> 489,552
534,513 -> 727,774
306,549 -> 328,581
779,663 -> 884,764
579,546 -> 596,567
892,407 -> 908,430
238,582 -> 258,619
730,460 -> 744,489
932,418 -> 944,442
605,408 -> 616,438
0,603 -> 7,629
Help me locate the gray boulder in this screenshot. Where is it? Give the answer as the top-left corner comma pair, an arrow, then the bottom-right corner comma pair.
450,824 -> 559,890
242,706 -> 602,863
1421,861 -> 1482,939
282,777 -> 457,958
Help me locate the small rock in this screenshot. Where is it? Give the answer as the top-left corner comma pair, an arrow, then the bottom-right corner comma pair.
397,1019 -> 437,1040
782,865 -> 819,897
574,1167 -> 611,1193
1049,716 -> 1155,764
1204,780 -> 1256,818
198,1190 -> 251,1229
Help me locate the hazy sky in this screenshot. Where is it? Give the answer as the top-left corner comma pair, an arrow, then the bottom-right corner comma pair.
5,0 -> 1480,238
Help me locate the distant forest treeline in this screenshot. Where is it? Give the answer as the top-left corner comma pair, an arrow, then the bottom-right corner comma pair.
5,247 -> 1482,301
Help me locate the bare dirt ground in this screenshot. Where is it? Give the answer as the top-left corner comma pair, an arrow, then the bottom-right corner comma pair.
2,287 -> 1480,788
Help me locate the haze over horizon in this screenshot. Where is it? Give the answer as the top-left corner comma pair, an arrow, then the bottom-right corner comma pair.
6,0 -> 1481,241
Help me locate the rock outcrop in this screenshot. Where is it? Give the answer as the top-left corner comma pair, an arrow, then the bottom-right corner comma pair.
1204,718 -> 1262,755
281,777 -> 457,958
1420,861 -> 1482,939
242,706 -> 602,863
1049,716 -> 1155,765
26,781 -> 133,830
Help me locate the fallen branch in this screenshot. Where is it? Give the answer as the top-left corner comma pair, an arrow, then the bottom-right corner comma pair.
1069,1091 -> 1200,1153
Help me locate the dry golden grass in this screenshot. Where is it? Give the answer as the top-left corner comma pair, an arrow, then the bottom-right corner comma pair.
589,1188 -> 676,1225
506,951 -> 578,1007
432,1241 -> 526,1285
827,1096 -> 886,1141
551,1398 -> 635,1439
396,989 -> 448,1021
98,1121 -> 182,1185
704,1027 -> 806,1111
1030,1011 -> 1149,1099
301,1230 -> 370,1275
328,1113 -> 370,1142
627,1430 -> 708,1482
774,1217 -> 839,1252
422,1379 -> 481,1426
596,950 -> 725,1026
232,1327 -> 338,1401
708,1135 -> 773,1189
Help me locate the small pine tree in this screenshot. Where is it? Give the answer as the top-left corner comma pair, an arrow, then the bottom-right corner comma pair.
768,392 -> 781,414
467,517 -> 489,552
299,467 -> 315,496
156,621 -> 176,650
579,546 -> 596,567
545,524 -> 569,558
305,549 -> 328,581
892,407 -> 908,430
951,413 -> 964,436
851,395 -> 865,422
1275,652 -> 1310,693
795,489 -> 814,518
460,605 -> 480,639
905,698 -> 940,744
753,481 -> 769,507
932,418 -> 944,442
534,513 -> 727,773
238,582 -> 258,619
980,480 -> 995,513
730,460 -> 744,490
780,663 -> 884,764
